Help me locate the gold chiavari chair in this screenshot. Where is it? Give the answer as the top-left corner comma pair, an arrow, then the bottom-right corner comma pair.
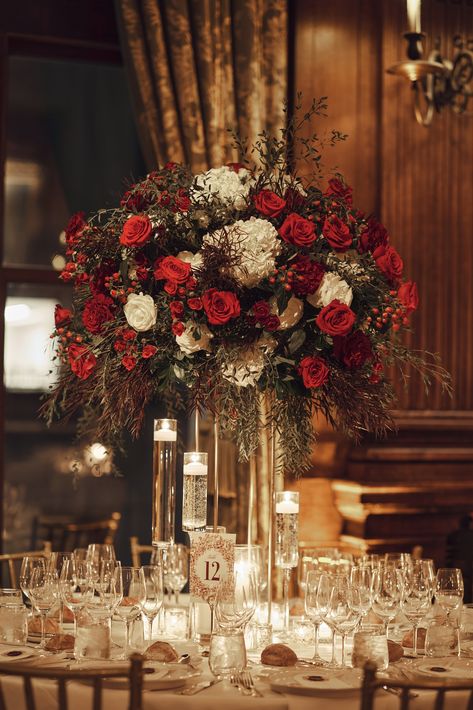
129,537 -> 153,568
361,661 -> 473,710
0,543 -> 51,588
0,653 -> 143,710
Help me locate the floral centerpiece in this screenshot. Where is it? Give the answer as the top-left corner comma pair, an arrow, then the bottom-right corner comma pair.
44,100 -> 449,473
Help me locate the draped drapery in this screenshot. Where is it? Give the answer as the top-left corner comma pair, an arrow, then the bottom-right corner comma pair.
115,0 -> 288,172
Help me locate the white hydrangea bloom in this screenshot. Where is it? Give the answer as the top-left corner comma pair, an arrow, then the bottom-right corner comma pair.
270,296 -> 303,330
306,272 -> 353,309
192,166 -> 253,210
222,336 -> 276,387
203,217 -> 281,288
176,322 -> 212,355
176,251 -> 203,269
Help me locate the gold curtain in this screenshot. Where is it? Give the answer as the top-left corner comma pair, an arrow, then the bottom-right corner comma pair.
115,0 -> 288,172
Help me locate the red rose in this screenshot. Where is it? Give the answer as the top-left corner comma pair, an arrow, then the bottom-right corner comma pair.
187,297 -> 203,311
54,305 -> 72,327
373,245 -> 403,284
322,216 -> 352,252
398,280 -> 419,314
114,340 -> 126,352
119,215 -> 152,247
369,360 -> 383,384
253,300 -> 271,322
298,355 -> 329,388
174,188 -> 191,212
120,190 -> 152,212
254,190 -> 286,218
142,344 -> 158,359
75,273 -> 89,286
155,256 -> 191,284
279,213 -> 317,247
358,217 -> 389,253
68,344 -> 96,380
122,329 -> 136,341
170,301 -> 184,318
202,289 -> 241,325
324,178 -> 353,206
121,355 -> 137,371
263,314 -> 280,331
65,212 -> 86,245
291,255 -> 325,296
316,300 -> 356,336
333,331 -> 373,369
82,294 -> 114,334
172,321 -> 185,336
164,280 -> 178,295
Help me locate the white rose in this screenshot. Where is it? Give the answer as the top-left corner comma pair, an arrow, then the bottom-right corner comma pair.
270,296 -> 303,330
177,251 -> 203,269
123,293 -> 157,332
176,323 -> 212,355
306,272 -> 353,308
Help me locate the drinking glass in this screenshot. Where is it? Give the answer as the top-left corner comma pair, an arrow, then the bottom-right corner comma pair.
115,567 -> 144,657
29,568 -> 59,649
48,552 -> 72,632
304,570 -> 326,666
215,570 -> 257,631
73,548 -> 88,563
350,565 -> 374,623
436,568 -> 464,621
86,544 -> 116,581
401,565 -> 432,656
298,554 -> 316,595
59,559 -> 93,633
316,572 -> 343,668
327,577 -> 361,666
139,565 -> 164,644
19,556 -> 47,603
234,545 -> 263,601
209,629 -> 246,679
359,554 -> 380,569
161,544 -> 188,605
371,564 -> 402,635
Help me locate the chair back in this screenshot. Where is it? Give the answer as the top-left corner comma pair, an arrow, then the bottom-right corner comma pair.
361,661 -> 473,710
0,653 -> 143,710
31,513 -> 121,552
0,543 -> 51,588
129,537 -> 153,568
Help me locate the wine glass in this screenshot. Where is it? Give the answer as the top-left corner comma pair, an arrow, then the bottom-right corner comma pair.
327,576 -> 361,666
350,565 -> 374,624
436,568 -> 464,620
316,572 -> 344,669
59,559 -> 93,634
86,544 -> 116,581
371,564 -> 402,635
161,544 -> 188,605
401,564 -> 432,657
19,556 -> 47,604
48,552 -> 72,632
215,570 -> 257,630
73,548 -> 88,563
304,569 -> 326,666
29,568 -> 59,649
114,567 -> 144,657
234,544 -> 263,601
139,565 -> 164,644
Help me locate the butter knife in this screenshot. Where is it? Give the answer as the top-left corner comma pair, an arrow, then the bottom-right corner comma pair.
179,679 -> 221,695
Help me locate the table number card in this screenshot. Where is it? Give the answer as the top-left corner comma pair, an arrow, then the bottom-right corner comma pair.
189,532 -> 236,603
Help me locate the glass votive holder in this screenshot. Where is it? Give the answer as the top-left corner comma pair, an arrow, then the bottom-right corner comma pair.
0,589 -> 23,606
352,625 -> 389,671
0,603 -> 28,644
425,619 -> 459,657
75,610 -> 111,660
209,629 -> 246,678
189,600 -> 212,644
460,604 -> 473,658
244,620 -> 273,651
289,616 -> 315,645
164,607 -> 188,640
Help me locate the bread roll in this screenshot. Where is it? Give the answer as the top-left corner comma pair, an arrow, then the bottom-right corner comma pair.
387,640 -> 403,663
145,641 -> 179,662
45,634 -> 75,652
402,627 -> 426,650
28,617 -> 59,635
261,643 -> 298,667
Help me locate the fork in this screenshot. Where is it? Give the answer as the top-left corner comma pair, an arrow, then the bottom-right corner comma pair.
237,670 -> 264,697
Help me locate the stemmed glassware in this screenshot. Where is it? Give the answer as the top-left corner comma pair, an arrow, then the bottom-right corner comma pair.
19,556 -> 47,604
215,570 -> 257,630
371,564 -> 403,635
139,565 -> 164,644
316,572 -> 342,669
48,552 -> 72,632
350,565 -> 375,625
28,567 -> 59,649
401,561 -> 432,657
304,570 -> 326,666
114,567 -> 144,657
86,544 -> 116,582
435,568 -> 464,620
327,576 -> 361,666
161,544 -> 188,605
59,559 -> 93,634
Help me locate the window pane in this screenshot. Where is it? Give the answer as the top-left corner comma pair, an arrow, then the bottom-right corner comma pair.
4,56 -> 145,267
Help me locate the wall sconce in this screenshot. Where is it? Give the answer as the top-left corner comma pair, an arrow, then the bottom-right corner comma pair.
387,0 -> 473,126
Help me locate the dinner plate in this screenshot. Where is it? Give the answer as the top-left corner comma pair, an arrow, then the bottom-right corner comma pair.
269,669 -> 363,697
412,658 -> 473,680
0,645 -> 38,663
101,663 -> 199,691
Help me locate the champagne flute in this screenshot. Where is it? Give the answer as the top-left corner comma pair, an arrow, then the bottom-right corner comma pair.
59,559 -> 93,634
162,544 -> 188,605
29,568 -> 59,649
115,567 -> 144,657
350,565 -> 374,624
139,565 -> 164,645
436,568 -> 464,620
304,569 -> 326,666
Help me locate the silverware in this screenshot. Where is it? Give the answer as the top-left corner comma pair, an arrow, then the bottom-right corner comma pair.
382,684 -> 419,699
178,678 -> 221,695
236,670 -> 264,697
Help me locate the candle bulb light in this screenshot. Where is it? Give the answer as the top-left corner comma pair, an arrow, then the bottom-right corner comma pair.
152,418 -> 177,547
182,452 -> 208,531
407,0 -> 421,33
275,491 -> 299,637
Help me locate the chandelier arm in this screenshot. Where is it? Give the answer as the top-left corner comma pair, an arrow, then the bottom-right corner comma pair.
413,81 -> 434,127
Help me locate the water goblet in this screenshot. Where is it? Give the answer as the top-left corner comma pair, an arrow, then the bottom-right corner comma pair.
304,569 -> 326,666
19,556 -> 47,604
139,565 -> 164,644
29,568 -> 59,649
114,567 -> 144,657
215,570 -> 257,631
316,572 -> 345,668
327,577 -> 361,666
59,559 -> 93,635
436,568 -> 464,621
371,564 -> 402,636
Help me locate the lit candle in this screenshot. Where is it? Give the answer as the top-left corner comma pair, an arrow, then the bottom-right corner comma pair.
275,494 -> 299,515
154,419 -> 177,441
407,0 -> 421,33
182,452 -> 208,531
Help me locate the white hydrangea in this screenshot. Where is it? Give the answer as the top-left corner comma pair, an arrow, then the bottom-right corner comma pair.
176,251 -> 203,269
270,296 -> 303,330
306,272 -> 353,309
222,336 -> 276,388
192,166 -> 253,210
203,217 -> 281,288
176,322 -> 212,355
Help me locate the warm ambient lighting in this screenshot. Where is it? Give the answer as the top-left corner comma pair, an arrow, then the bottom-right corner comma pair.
4,303 -> 31,324
387,0 -> 473,126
